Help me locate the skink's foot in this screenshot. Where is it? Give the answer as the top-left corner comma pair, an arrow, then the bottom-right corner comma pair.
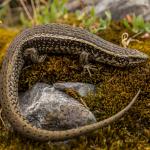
80,51 -> 97,77
24,48 -> 47,63
23,48 -> 47,70
38,54 -> 47,63
83,64 -> 97,77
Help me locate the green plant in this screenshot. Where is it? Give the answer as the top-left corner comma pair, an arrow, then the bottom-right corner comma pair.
122,14 -> 150,33
20,0 -> 68,26
0,3 -> 9,22
90,10 -> 112,33
76,8 -> 112,33
82,7 -> 97,29
98,11 -> 112,30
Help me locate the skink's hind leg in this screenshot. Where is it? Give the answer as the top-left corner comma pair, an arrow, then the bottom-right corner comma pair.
80,51 -> 97,77
23,48 -> 47,70
24,48 -> 47,63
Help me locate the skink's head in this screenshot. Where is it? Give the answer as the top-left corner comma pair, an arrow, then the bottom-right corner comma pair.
95,47 -> 149,67
127,49 -> 149,66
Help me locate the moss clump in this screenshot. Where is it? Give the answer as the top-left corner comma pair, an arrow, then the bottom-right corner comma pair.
0,25 -> 150,149
0,28 -> 18,67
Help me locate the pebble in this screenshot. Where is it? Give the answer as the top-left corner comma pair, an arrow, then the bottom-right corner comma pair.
19,82 -> 96,131
53,82 -> 96,97
66,0 -> 150,21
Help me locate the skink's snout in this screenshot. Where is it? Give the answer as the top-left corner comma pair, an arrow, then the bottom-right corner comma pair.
128,50 -> 149,66
135,50 -> 149,60
141,52 -> 149,60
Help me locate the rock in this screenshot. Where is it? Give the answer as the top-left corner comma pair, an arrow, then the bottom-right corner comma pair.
66,0 -> 150,21
19,83 -> 96,131
53,82 -> 96,97
94,0 -> 150,21
66,0 -> 99,12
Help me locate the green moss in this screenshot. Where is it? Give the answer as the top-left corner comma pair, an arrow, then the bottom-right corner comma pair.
0,24 -> 150,149
0,28 -> 18,66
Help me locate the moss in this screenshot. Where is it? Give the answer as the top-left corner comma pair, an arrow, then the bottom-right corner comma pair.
0,28 -> 18,67
0,23 -> 150,149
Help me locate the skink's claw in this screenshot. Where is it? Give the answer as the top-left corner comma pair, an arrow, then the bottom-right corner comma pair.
83,64 -> 97,77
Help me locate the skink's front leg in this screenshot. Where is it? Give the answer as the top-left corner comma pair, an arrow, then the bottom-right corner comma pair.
80,51 -> 97,77
24,48 -> 47,63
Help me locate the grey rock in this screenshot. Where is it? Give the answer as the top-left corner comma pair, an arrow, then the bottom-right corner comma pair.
19,83 -> 96,131
94,0 -> 150,21
53,82 -> 96,97
66,0 -> 99,12
66,0 -> 150,21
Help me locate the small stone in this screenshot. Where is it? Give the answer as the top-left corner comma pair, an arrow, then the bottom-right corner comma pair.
19,83 -> 96,131
53,82 -> 96,97
66,0 -> 150,21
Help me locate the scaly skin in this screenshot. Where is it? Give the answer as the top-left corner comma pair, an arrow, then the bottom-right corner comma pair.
1,24 -> 149,141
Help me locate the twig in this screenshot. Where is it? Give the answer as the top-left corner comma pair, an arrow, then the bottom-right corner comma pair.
107,75 -> 116,83
40,0 -> 48,5
35,0 -> 40,12
31,0 -> 37,25
20,0 -> 33,21
0,0 -> 11,7
121,32 -> 143,48
131,31 -> 143,38
79,98 -> 89,109
0,108 -> 6,128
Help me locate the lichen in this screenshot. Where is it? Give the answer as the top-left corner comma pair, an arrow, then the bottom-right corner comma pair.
0,23 -> 150,149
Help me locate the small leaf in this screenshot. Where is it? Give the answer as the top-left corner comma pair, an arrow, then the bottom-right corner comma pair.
90,7 -> 95,17
122,19 -> 132,30
144,23 -> 150,33
105,11 -> 112,23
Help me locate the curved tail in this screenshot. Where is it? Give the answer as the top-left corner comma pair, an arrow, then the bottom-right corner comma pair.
16,89 -> 140,141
